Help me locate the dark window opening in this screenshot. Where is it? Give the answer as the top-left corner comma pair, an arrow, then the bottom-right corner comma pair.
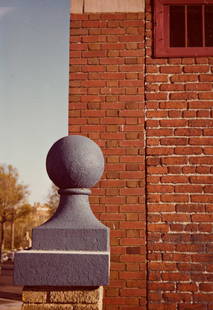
170,6 -> 185,47
187,5 -> 203,47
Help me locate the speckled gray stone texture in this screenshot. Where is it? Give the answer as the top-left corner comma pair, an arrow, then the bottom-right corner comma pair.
14,251 -> 109,286
32,193 -> 109,251
14,135 -> 110,286
46,135 -> 104,189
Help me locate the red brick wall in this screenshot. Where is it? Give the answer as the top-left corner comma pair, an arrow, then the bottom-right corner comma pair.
69,6 -> 213,310
69,13 -> 146,310
145,1 -> 213,310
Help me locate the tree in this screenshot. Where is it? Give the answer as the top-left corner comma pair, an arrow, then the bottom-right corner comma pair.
0,164 -> 29,259
7,203 -> 33,250
46,183 -> 59,216
12,203 -> 39,250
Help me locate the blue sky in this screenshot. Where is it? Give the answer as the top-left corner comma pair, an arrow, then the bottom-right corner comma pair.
0,0 -> 70,203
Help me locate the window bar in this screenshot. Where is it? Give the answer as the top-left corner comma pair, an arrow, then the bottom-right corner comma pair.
168,5 -> 171,48
185,5 -> 188,47
202,5 -> 205,47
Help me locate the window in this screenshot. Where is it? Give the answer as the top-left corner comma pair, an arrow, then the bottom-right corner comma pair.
154,0 -> 213,57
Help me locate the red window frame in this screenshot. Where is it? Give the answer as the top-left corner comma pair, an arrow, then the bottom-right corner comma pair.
154,0 -> 213,57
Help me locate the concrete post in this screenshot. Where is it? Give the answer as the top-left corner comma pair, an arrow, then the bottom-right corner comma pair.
14,135 -> 110,309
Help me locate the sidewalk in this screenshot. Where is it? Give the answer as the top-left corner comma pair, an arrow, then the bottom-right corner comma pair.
0,275 -> 22,300
0,298 -> 21,310
0,266 -> 22,310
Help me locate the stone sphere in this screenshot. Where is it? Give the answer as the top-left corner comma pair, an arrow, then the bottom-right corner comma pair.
46,135 -> 104,189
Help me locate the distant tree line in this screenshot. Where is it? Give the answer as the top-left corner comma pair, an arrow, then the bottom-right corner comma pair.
0,164 -> 59,262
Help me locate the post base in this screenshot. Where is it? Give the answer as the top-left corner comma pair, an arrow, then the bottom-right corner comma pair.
14,250 -> 109,286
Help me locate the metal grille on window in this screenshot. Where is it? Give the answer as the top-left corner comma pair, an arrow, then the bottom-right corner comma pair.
169,5 -> 213,48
